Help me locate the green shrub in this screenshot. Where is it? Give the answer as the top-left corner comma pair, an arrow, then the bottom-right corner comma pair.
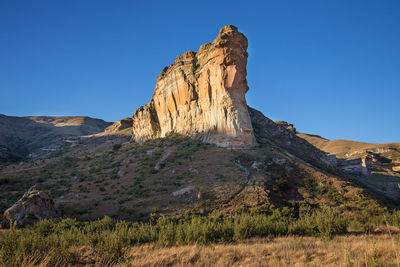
78,185 -> 89,193
191,56 -> 199,74
325,189 -> 345,203
113,143 -> 122,151
302,177 -> 316,191
276,178 -> 289,190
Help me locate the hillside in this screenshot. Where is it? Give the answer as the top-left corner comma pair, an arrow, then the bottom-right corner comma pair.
298,132 -> 400,173
295,132 -> 400,202
0,115 -> 112,162
2,104 -> 395,221
298,133 -> 400,162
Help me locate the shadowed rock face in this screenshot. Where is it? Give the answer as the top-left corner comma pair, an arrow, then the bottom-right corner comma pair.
248,107 -> 337,170
132,25 -> 257,148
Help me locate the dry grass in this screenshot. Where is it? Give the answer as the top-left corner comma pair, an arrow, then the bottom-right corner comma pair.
298,133 -> 400,160
126,235 -> 400,267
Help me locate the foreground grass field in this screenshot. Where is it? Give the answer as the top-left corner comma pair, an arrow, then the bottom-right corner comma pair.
127,235 -> 400,266
10,234 -> 400,266
2,208 -> 400,266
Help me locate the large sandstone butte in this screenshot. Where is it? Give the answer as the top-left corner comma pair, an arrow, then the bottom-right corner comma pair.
132,25 -> 257,148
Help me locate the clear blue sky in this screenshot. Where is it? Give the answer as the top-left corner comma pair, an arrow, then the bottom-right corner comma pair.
1,0 -> 399,143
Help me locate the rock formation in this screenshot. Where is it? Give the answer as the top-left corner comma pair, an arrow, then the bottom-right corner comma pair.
1,189 -> 60,227
336,157 -> 370,175
105,118 -> 133,133
274,121 -> 297,133
132,25 -> 257,148
248,107 -> 337,170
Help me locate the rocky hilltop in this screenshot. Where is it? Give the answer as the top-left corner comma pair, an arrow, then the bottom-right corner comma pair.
298,132 -> 400,174
132,25 -> 257,148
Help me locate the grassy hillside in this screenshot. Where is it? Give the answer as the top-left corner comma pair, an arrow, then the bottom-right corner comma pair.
1,128 -> 400,266
298,133 -> 400,161
0,133 -> 388,221
297,133 -> 400,204
0,115 -> 112,162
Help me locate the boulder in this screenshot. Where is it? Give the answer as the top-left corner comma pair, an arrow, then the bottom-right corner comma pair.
155,150 -> 171,170
393,166 -> 400,172
172,186 -> 194,197
2,189 -> 60,227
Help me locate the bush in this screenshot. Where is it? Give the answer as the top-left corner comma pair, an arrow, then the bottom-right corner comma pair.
325,189 -> 345,203
113,144 -> 122,151
191,56 -> 199,74
0,177 -> 10,185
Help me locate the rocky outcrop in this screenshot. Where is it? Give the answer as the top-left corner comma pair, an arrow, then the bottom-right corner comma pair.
248,107 -> 337,170
105,118 -> 133,133
132,25 -> 256,148
393,166 -> 400,172
337,157 -> 370,176
274,121 -> 297,133
1,189 -> 60,227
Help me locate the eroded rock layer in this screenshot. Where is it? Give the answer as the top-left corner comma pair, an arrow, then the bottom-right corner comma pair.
132,25 -> 257,148
105,118 -> 133,133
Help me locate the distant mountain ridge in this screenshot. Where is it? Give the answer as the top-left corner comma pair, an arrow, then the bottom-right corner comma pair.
0,114 -> 112,162
298,133 -> 400,161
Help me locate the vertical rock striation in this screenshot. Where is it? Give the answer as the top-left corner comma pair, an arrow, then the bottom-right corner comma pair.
132,25 -> 257,148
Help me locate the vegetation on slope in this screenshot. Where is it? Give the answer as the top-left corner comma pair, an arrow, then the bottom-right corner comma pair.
0,134 -> 386,221
1,135 -> 399,265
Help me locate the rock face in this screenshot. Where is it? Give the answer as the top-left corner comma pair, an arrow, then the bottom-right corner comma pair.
105,118 -> 133,133
132,25 -> 257,148
337,157 -> 370,176
248,107 -> 337,170
274,121 -> 297,133
2,189 -> 60,227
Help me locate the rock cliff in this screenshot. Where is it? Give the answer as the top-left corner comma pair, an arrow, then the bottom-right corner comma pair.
132,25 -> 257,148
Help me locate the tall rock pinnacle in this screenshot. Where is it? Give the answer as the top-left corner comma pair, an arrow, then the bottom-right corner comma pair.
132,25 -> 257,148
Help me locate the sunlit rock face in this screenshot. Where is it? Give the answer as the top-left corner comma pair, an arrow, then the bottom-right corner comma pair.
104,118 -> 133,133
132,25 -> 257,148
